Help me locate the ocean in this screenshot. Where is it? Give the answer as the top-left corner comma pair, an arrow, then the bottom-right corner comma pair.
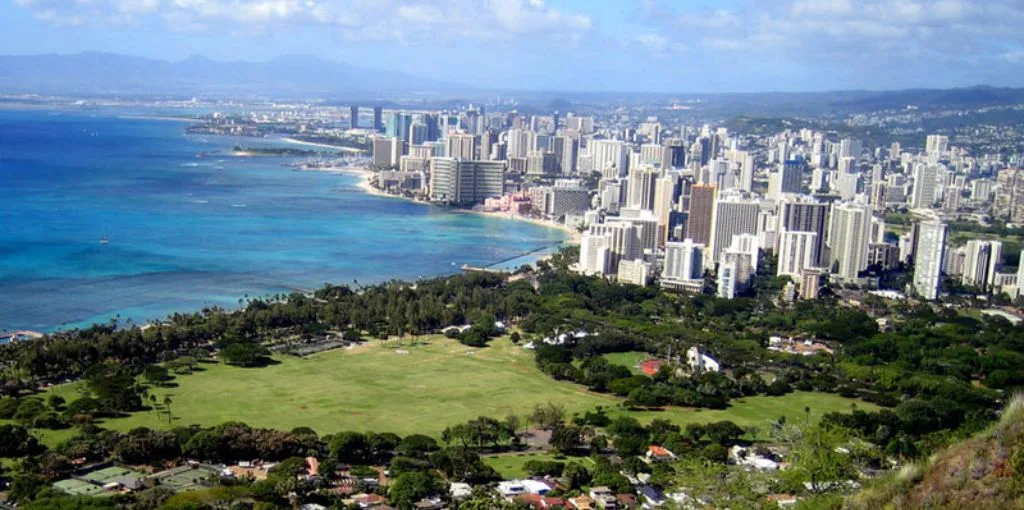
0,108 -> 567,332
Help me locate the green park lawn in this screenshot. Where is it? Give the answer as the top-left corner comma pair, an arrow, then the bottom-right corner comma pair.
600,351 -> 652,375
483,452 -> 592,479
27,336 -> 876,445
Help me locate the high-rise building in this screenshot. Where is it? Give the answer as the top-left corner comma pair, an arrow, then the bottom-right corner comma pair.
779,159 -> 804,194
428,158 -> 505,204
372,137 -> 406,168
739,152 -> 754,192
663,239 -> 705,281
913,220 -> 947,300
777,231 -> 820,278
777,198 -> 829,266
686,184 -> 718,246
551,136 -> 578,175
717,261 -> 738,298
839,138 -> 862,162
709,193 -> 759,260
911,162 -> 939,209
925,134 -> 949,157
720,233 -> 760,288
627,165 -> 660,211
579,232 -> 611,276
800,268 -> 823,300
664,138 -> 687,170
542,186 -> 591,219
617,259 -> 652,286
827,202 -> 873,281
585,222 -> 639,273
963,239 -> 1002,291
589,139 -> 629,179
372,106 -> 383,132
994,168 -> 1024,223
609,210 -> 659,255
653,173 -> 685,248
349,105 -> 359,129
445,133 -> 476,160
505,129 -> 530,159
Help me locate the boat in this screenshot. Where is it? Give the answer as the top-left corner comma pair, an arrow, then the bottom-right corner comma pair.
99,236 -> 109,244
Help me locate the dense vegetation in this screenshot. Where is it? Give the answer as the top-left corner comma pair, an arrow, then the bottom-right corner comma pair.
2,248 -> 1023,507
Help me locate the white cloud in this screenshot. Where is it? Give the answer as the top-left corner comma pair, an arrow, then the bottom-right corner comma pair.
13,0 -> 593,42
634,32 -> 686,58
637,0 -> 1024,65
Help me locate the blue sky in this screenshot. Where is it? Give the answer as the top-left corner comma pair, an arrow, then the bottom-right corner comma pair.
2,0 -> 1023,93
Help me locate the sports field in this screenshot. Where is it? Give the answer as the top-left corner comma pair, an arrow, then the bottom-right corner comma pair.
42,336 -> 874,440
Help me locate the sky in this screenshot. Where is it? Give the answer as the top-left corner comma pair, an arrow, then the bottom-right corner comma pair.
2,0 -> 1024,93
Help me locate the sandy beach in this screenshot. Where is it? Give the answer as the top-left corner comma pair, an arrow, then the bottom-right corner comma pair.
463,209 -> 582,243
282,137 -> 365,153
293,164 -> 580,243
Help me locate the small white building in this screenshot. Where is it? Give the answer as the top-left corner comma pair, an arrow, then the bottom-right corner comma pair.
686,346 -> 720,373
450,482 -> 473,499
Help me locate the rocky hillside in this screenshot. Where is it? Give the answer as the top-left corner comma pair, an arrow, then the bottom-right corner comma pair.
847,395 -> 1024,510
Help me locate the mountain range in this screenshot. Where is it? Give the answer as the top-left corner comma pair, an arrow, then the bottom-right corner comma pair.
0,52 -> 461,98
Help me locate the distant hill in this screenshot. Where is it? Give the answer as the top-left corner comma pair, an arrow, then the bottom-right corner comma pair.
0,52 -> 463,98
828,86 -> 1024,112
847,394 -> 1024,510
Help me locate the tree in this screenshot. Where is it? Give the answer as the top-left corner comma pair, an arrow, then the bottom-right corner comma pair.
329,432 -> 370,465
47,395 -> 66,411
529,402 -> 565,430
388,471 -> 444,510
704,421 -> 745,445
143,366 -> 171,387
396,434 -> 439,459
562,462 -> 591,490
0,424 -> 40,457
218,342 -> 271,367
163,397 -> 174,426
550,424 -> 583,453
784,425 -> 857,494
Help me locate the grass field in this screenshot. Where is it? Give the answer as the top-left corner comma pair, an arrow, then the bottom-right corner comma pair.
483,452 -> 589,479
27,336 -> 876,444
601,351 -> 652,375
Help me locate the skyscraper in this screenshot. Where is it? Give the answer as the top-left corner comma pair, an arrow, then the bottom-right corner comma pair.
627,165 -> 660,211
429,158 -> 505,204
373,106 -> 383,132
446,133 -> 477,160
585,222 -> 639,274
589,139 -> 629,179
349,105 -> 359,129
777,198 -> 829,266
911,162 -> 939,209
779,159 -> 804,194
653,173 -> 685,248
709,192 -> 759,260
827,202 -> 873,281
925,134 -> 949,158
994,168 -> 1024,222
663,239 -> 705,281
686,184 -> 718,246
913,220 -> 947,300
962,239 -> 1002,291
777,231 -> 820,277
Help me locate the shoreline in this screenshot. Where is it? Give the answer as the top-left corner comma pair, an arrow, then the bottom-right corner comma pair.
282,137 -> 365,153
294,164 -> 580,243
344,168 -> 581,243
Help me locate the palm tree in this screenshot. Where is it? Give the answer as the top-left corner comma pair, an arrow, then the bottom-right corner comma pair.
163,396 -> 173,426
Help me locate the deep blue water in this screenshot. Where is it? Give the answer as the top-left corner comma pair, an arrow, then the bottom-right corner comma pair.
0,109 -> 566,331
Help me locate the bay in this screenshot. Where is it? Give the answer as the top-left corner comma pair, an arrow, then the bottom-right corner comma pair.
0,109 -> 566,331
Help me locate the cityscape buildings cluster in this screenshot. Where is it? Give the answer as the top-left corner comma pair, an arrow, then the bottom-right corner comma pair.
362,104 -> 1024,302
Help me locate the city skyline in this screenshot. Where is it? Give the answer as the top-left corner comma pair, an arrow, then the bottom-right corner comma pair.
2,0 -> 1024,93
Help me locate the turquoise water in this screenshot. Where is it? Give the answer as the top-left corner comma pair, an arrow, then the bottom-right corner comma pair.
0,109 -> 566,331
